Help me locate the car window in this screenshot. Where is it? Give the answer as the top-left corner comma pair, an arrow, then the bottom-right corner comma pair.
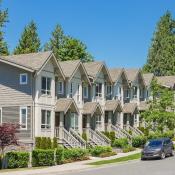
147,140 -> 162,147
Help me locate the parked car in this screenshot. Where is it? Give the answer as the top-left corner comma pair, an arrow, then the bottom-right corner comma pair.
141,138 -> 174,160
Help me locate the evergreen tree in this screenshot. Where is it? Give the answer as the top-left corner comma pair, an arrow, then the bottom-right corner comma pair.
44,24 -> 93,62
0,1 -> 9,55
14,21 -> 40,54
143,11 -> 175,76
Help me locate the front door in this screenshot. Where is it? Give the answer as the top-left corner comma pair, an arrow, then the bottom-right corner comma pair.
55,112 -> 60,127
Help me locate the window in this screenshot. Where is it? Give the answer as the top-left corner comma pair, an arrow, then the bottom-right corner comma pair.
83,85 -> 88,98
0,108 -> 1,123
124,89 -> 130,99
70,113 -> 78,130
41,77 -> 51,95
77,84 -> 80,102
20,73 -> 28,85
70,82 -> 73,98
140,88 -> 144,98
58,81 -> 64,94
133,86 -> 137,98
106,85 -> 112,96
96,115 -> 101,125
95,83 -> 102,97
41,110 -> 51,129
20,107 -> 27,130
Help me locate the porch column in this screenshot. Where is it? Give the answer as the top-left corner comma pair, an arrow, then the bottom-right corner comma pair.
107,111 -> 112,131
59,112 -> 64,140
126,113 -> 130,130
79,112 -> 83,135
100,113 -> 105,131
86,114 -> 91,138
136,114 -> 140,127
120,112 -> 124,129
137,86 -> 140,104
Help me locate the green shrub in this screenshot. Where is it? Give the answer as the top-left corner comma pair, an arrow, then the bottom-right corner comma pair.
63,148 -> 88,162
109,131 -> 116,145
89,146 -> 112,157
46,137 -> 52,149
52,137 -> 58,149
113,138 -> 128,148
123,145 -> 136,153
40,137 -> 47,149
35,137 -> 42,149
132,136 -> 147,148
99,151 -> 116,158
6,152 -> 29,169
55,146 -> 64,164
32,149 -> 54,167
82,133 -> 87,142
138,127 -> 149,136
162,131 -> 174,139
147,131 -> 174,140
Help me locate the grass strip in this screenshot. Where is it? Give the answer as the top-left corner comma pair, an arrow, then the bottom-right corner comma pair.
88,153 -> 141,166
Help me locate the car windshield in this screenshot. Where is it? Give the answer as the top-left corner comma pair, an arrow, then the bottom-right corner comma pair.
146,140 -> 162,147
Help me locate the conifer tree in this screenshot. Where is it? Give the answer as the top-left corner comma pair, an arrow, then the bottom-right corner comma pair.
44,24 -> 93,62
14,20 -> 40,54
0,1 -> 9,55
143,11 -> 175,76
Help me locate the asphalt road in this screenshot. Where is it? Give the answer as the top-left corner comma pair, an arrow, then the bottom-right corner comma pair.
55,156 -> 175,175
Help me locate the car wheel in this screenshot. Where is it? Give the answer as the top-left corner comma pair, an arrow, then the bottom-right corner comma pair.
170,150 -> 174,156
160,152 -> 166,159
141,157 -> 145,161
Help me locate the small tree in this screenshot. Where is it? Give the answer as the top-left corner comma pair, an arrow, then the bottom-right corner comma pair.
0,123 -> 19,168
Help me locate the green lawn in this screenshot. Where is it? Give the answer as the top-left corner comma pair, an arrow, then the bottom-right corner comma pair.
88,153 -> 141,166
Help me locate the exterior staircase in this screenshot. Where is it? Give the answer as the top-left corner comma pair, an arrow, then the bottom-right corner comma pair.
87,128 -> 111,147
55,127 -> 86,149
123,125 -> 144,137
111,124 -> 132,140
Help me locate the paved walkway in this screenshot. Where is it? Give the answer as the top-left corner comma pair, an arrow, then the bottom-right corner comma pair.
0,149 -> 141,175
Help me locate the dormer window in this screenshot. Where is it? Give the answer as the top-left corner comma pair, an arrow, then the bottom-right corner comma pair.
20,73 -> 28,85
95,83 -> 102,97
83,85 -> 88,98
106,85 -> 112,96
41,77 -> 51,95
133,86 -> 137,98
58,81 -> 64,94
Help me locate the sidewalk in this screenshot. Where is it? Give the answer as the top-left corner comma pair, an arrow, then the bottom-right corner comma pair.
0,149 -> 141,175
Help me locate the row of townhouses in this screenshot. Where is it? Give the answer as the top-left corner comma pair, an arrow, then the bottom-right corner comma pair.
0,51 -> 156,148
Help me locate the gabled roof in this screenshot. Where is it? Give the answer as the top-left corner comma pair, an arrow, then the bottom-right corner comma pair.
55,98 -> 79,114
156,76 -> 175,89
82,102 -> 103,116
143,73 -> 154,86
83,61 -> 112,83
125,68 -> 145,86
105,100 -> 122,113
123,103 -> 138,114
0,51 -> 65,78
59,60 -> 90,84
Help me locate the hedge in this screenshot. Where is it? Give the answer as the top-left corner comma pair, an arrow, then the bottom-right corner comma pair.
123,145 -> 136,153
89,146 -> 112,157
113,138 -> 128,148
132,136 -> 147,148
63,148 -> 88,162
6,152 -> 29,169
147,131 -> 174,140
55,146 -> 64,164
32,149 -> 54,167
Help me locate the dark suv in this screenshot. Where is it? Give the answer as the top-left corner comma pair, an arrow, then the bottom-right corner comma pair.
141,138 -> 174,160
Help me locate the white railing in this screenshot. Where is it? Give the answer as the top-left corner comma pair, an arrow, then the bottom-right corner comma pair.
123,125 -> 143,136
111,124 -> 132,140
96,130 -> 111,145
88,128 -> 110,146
69,128 -> 86,149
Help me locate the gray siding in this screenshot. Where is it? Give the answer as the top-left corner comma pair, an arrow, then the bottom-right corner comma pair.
2,106 -> 32,139
0,62 -> 33,105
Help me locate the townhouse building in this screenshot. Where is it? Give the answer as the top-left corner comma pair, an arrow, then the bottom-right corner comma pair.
0,51 -> 155,149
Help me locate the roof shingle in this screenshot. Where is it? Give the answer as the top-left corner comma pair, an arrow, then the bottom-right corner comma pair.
105,100 -> 122,113
123,103 -> 138,114
143,73 -> 154,86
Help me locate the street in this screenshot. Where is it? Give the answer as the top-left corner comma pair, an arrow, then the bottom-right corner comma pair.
54,156 -> 175,175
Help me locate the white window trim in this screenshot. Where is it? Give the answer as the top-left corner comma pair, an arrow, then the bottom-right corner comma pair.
58,81 -> 64,94
41,76 -> 51,95
70,82 -> 73,98
96,83 -> 102,97
20,73 -> 28,85
0,107 -> 2,124
106,85 -> 112,96
41,110 -> 51,129
83,85 -> 88,98
20,107 -> 27,130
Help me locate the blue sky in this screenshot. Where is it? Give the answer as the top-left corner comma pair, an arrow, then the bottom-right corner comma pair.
2,0 -> 175,68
